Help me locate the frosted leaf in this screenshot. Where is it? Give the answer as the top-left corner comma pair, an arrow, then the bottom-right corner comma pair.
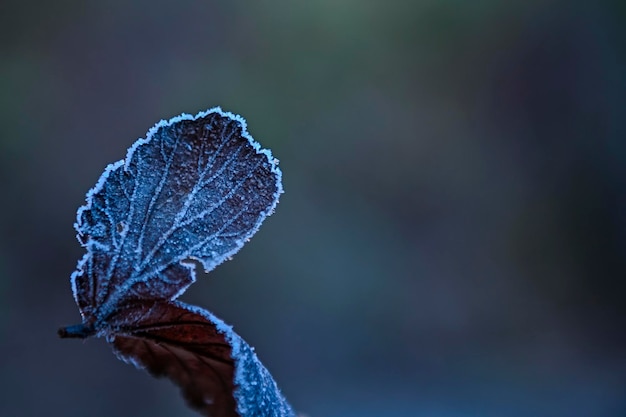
58,108 -> 296,417
70,108 -> 282,324
108,300 -> 295,417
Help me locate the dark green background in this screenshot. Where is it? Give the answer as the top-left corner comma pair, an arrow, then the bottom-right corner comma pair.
1,1 -> 625,416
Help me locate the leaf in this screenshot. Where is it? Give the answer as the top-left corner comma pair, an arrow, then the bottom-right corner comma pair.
107,300 -> 238,417
70,108 -> 282,323
108,300 -> 294,417
58,108 -> 295,417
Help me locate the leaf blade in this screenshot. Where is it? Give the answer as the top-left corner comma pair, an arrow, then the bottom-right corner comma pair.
108,300 -> 295,417
70,108 -> 283,324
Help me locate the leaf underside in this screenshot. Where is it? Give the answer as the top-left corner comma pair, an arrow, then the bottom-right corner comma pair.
109,300 -> 238,417
108,300 -> 294,417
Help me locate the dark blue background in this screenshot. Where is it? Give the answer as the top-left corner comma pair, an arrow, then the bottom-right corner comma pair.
1,1 -> 625,416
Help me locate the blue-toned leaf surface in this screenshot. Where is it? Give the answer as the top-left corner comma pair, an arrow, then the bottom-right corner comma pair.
59,108 -> 295,417
71,108 -> 282,324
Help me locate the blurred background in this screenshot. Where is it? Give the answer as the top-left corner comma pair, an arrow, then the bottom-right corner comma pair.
1,1 -> 625,416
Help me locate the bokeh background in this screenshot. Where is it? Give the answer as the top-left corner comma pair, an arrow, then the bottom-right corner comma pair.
1,1 -> 625,416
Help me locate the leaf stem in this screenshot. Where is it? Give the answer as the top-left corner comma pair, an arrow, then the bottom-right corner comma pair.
58,323 -> 96,339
